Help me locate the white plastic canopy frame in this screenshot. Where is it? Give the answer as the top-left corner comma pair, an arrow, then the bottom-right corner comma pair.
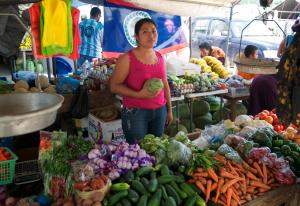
124,0 -> 239,16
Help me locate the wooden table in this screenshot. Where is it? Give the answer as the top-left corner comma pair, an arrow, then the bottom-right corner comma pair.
222,93 -> 249,121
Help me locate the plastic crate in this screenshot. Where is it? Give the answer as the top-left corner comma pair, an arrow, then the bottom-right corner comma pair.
0,147 -> 18,185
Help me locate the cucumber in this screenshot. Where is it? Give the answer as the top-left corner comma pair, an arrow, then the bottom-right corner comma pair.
136,166 -> 154,177
131,180 -> 149,196
170,181 -> 188,199
147,188 -> 162,206
180,182 -> 197,196
178,165 -> 185,173
116,203 -> 122,206
108,190 -> 128,206
127,189 -> 139,203
165,197 -> 177,206
184,195 -> 197,206
195,195 -> 206,206
111,183 -> 130,192
103,198 -> 108,206
121,198 -> 132,206
159,185 -> 168,201
148,177 -> 158,193
157,175 -> 177,184
166,184 -> 181,205
141,177 -> 150,188
137,195 -> 148,206
189,183 -> 203,195
123,170 -> 135,182
161,164 -> 170,176
150,171 -> 157,179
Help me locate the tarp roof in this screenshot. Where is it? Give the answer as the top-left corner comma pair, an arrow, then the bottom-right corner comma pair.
272,0 -> 300,19
78,0 -> 239,16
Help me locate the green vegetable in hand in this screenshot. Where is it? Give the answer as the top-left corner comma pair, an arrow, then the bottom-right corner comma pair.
145,78 -> 164,93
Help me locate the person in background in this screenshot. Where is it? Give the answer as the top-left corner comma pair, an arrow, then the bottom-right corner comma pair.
199,42 -> 225,64
78,7 -> 103,67
277,20 -> 298,57
110,18 -> 173,144
238,45 -> 258,80
80,14 -> 87,22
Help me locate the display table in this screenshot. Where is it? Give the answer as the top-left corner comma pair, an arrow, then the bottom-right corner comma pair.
185,89 -> 228,130
223,93 -> 249,121
115,95 -> 185,131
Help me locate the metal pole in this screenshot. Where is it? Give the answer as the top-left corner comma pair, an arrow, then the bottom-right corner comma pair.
189,16 -> 192,59
225,5 -> 234,67
0,13 -> 41,90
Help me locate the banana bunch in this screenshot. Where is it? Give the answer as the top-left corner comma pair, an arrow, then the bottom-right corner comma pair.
190,58 -> 211,73
210,72 -> 219,80
19,33 -> 32,50
202,56 -> 231,79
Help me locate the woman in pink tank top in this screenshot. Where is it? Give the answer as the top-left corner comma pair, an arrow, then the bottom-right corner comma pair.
110,18 -> 173,144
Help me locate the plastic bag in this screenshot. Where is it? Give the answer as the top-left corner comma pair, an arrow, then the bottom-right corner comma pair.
217,144 -> 235,155
167,140 -> 192,164
56,77 -> 80,94
71,84 -> 89,118
72,161 -> 95,182
237,126 -> 257,140
217,144 -> 242,162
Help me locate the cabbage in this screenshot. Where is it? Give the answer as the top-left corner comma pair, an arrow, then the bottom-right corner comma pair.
167,140 -> 192,164
145,78 -> 164,93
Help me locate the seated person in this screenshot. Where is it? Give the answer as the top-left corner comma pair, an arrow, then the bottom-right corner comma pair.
248,74 -> 277,116
199,42 -> 225,65
237,45 -> 258,80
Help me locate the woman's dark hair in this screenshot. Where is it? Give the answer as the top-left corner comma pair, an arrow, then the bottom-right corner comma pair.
199,42 -> 212,52
134,18 -> 157,35
90,7 -> 101,18
244,45 -> 258,58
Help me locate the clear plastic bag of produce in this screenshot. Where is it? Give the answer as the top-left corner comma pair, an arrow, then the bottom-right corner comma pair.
167,140 -> 192,164
72,161 -> 95,182
217,144 -> 242,162
237,126 -> 258,140
224,134 -> 253,157
193,123 -> 226,149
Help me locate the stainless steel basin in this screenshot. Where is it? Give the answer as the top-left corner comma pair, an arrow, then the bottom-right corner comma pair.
0,92 -> 64,137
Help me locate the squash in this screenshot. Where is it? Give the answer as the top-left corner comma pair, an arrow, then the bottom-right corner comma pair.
35,75 -> 49,89
14,80 -> 29,90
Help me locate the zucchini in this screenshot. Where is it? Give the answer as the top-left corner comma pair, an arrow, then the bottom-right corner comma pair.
165,197 -> 177,206
166,184 -> 181,205
147,188 -> 162,206
170,181 -> 188,199
111,183 -> 130,192
108,190 -> 128,206
159,185 -> 168,201
131,180 -> 149,196
121,198 -> 132,206
127,189 -> 139,203
180,182 -> 197,196
123,170 -> 135,182
137,195 -> 148,206
141,177 -> 150,188
161,164 -> 170,176
148,177 -> 158,193
136,166 -> 154,177
184,195 -> 197,206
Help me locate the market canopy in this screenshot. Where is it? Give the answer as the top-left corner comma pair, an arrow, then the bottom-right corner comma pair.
78,0 -> 239,16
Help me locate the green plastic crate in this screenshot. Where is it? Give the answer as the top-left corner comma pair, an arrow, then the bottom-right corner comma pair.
0,147 -> 18,185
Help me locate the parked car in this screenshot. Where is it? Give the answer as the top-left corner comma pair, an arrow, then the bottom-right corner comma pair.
191,17 -> 282,66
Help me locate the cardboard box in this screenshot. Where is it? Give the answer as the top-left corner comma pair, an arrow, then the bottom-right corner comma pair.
88,112 -> 124,143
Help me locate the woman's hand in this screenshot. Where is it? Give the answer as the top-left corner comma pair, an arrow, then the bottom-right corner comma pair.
138,83 -> 160,99
165,110 -> 173,127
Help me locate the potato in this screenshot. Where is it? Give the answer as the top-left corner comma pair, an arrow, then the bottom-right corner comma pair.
82,199 -> 93,206
30,202 -> 40,206
92,192 -> 104,203
55,198 -> 65,206
5,197 -> 17,206
62,201 -> 74,206
92,202 -> 102,206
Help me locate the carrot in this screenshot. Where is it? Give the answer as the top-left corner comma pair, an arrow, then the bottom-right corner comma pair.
250,181 -> 271,190
258,187 -> 270,193
262,164 -> 268,184
240,199 -> 247,205
243,161 -> 257,174
215,177 -> 224,203
226,187 -> 233,206
215,154 -> 227,163
246,186 -> 256,193
245,194 -> 252,201
220,194 -> 227,204
194,172 -> 208,177
197,167 -> 204,172
207,168 -> 219,182
227,162 -> 239,176
246,171 -> 259,181
231,192 -> 240,205
205,180 -> 212,202
253,162 -> 264,178
198,177 -> 207,184
211,182 -> 218,192
235,163 -> 247,174
221,178 -> 244,193
220,170 -> 238,179
195,180 -> 206,194
188,178 -> 195,183
267,178 -> 275,184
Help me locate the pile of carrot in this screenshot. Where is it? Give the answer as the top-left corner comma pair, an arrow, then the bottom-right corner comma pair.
188,154 -> 279,206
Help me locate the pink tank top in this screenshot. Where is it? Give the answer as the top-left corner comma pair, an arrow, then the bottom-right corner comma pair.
123,50 -> 167,109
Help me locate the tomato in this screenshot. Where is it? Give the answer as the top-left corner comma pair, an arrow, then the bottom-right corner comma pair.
74,181 -> 90,191
265,116 -> 273,124
259,113 -> 268,120
274,125 -> 282,132
272,108 -> 276,113
262,110 -> 270,115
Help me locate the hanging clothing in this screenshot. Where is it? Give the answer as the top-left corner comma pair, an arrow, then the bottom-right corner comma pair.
29,3 -> 80,59
276,33 -> 300,125
40,0 -> 73,56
